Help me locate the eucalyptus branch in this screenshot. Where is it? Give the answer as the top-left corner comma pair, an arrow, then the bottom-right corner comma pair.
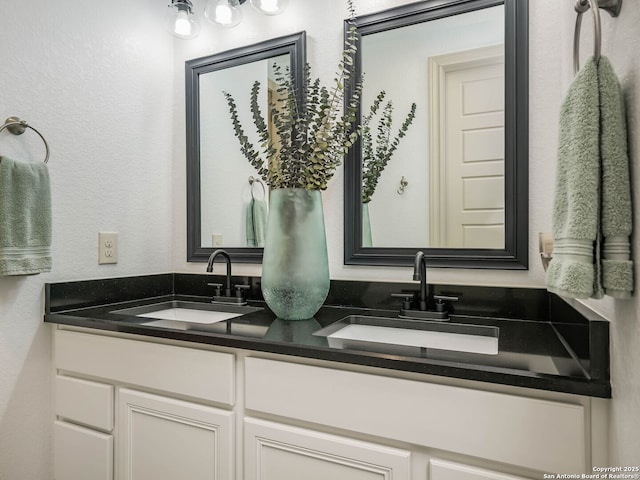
223,0 -> 362,191
361,96 -> 417,203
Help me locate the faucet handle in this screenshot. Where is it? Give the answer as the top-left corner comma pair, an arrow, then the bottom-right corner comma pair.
433,294 -> 459,312
433,294 -> 459,302
207,282 -> 223,297
233,284 -> 250,299
390,292 -> 414,310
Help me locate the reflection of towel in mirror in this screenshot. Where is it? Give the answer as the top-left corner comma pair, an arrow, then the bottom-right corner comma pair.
546,57 -> 633,299
246,198 -> 268,247
0,156 -> 52,275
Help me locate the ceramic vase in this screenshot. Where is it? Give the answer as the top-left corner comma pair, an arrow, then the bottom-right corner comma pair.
261,188 -> 330,320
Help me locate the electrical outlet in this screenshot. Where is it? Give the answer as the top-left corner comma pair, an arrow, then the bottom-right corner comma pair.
99,232 -> 118,264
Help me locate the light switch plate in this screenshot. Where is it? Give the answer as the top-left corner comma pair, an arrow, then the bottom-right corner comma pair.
98,232 -> 118,264
212,234 -> 223,247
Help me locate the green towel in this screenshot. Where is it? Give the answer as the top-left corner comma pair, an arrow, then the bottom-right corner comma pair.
598,57 -> 633,298
0,156 -> 52,275
546,57 -> 633,299
246,198 -> 268,247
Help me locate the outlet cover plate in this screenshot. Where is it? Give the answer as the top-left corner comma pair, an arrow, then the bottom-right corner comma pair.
98,232 -> 118,264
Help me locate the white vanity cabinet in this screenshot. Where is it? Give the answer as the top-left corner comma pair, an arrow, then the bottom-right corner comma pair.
53,327 -> 604,480
53,329 -> 236,480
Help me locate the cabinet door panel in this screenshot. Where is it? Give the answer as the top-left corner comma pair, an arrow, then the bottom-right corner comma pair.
245,418 -> 410,480
118,389 -> 234,480
430,459 -> 532,480
54,421 -> 112,480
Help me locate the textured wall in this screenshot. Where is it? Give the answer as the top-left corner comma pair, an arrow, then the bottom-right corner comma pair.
0,0 -> 174,478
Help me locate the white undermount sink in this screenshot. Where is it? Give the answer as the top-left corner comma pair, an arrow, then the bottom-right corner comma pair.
136,308 -> 243,324
111,301 -> 263,330
314,315 -> 499,356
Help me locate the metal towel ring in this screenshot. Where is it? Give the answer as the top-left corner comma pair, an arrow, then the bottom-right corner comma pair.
573,0 -> 623,76
248,175 -> 266,200
0,117 -> 50,163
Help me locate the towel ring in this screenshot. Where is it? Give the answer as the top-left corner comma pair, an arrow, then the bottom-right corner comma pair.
573,0 -> 623,76
0,117 -> 50,164
248,175 -> 266,200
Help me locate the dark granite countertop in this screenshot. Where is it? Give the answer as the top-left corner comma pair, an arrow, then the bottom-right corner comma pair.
44,273 -> 611,398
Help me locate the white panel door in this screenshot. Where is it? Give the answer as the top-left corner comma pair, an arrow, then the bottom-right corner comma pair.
444,58 -> 505,248
118,389 -> 234,480
245,418 -> 411,480
428,45 -> 505,248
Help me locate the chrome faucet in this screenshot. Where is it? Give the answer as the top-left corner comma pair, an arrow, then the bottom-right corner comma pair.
413,250 -> 429,311
207,249 -> 232,297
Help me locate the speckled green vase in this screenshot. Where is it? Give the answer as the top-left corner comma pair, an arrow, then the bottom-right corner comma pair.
261,188 -> 330,320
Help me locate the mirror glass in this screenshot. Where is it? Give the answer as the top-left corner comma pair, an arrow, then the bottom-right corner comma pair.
344,0 -> 528,268
186,32 -> 306,262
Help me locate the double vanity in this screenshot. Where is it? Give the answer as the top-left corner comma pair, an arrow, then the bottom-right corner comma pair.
46,272 -> 610,480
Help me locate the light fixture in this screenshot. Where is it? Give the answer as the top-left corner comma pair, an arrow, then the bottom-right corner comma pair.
250,0 -> 288,15
205,0 -> 245,28
166,0 -> 201,39
203,0 -> 288,28
168,0 -> 288,38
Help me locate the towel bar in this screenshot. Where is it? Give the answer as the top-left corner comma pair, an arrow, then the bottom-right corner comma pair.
0,117 -> 50,164
573,0 -> 623,75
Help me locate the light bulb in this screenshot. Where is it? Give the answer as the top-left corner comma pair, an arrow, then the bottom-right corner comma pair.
259,0 -> 278,13
205,0 -> 243,28
250,0 -> 288,15
166,0 -> 200,39
174,10 -> 192,36
216,4 -> 233,24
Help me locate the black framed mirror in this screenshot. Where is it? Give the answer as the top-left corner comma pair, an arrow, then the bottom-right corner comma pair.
186,32 -> 306,263
344,0 -> 528,268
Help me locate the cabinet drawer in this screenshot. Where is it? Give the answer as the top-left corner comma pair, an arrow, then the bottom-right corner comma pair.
245,357 -> 585,473
55,330 -> 235,405
55,375 -> 114,432
54,421 -> 113,480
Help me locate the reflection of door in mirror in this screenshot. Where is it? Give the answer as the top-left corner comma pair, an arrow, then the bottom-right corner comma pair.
360,5 -> 504,249
199,55 -> 288,248
428,45 -> 504,249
